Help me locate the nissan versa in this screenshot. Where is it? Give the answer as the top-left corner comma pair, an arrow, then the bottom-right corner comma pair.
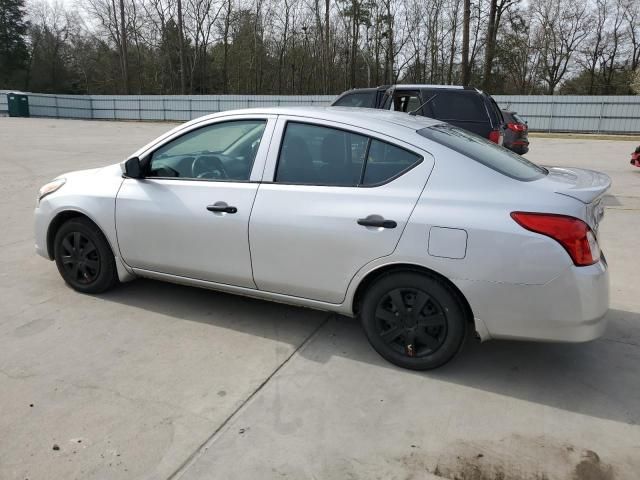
34,107 -> 611,370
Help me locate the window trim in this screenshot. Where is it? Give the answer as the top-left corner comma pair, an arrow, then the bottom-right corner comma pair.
271,119 -> 424,188
136,116 -> 274,183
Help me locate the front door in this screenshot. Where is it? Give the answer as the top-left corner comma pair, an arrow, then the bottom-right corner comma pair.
116,117 -> 273,288
249,118 -> 434,304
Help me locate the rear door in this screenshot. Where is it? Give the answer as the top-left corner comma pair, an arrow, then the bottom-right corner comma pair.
249,117 -> 434,304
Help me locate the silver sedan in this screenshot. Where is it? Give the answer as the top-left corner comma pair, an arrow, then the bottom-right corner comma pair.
34,107 -> 610,370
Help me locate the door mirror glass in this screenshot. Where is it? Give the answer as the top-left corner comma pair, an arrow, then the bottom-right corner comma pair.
124,157 -> 143,179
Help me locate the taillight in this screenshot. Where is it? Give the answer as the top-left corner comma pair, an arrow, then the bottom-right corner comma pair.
507,122 -> 527,132
510,212 -> 600,266
488,129 -> 501,144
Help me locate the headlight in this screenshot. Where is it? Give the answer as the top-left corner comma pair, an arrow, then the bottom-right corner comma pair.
37,178 -> 66,204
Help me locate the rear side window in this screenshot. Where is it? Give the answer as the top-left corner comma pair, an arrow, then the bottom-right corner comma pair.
276,123 -> 368,186
418,124 -> 546,181
275,122 -> 422,186
426,92 -> 486,122
392,91 -> 422,113
333,92 -> 376,108
362,140 -> 422,186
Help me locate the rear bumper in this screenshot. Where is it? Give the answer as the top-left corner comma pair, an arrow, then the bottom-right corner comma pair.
455,259 -> 609,342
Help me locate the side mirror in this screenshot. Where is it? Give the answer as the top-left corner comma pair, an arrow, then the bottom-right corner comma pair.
123,157 -> 143,179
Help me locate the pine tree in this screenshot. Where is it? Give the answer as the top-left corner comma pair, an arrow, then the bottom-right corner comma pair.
0,0 -> 29,87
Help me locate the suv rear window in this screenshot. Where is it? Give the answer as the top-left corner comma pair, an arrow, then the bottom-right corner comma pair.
418,124 -> 546,181
425,92 -> 486,122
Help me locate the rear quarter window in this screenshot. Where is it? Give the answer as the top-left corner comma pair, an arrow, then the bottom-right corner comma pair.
418,124 -> 546,181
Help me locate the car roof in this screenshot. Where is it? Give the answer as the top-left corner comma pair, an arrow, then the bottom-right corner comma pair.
190,106 -> 442,132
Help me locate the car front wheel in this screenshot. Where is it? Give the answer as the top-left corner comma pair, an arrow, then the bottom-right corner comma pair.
360,271 -> 467,370
53,218 -> 118,294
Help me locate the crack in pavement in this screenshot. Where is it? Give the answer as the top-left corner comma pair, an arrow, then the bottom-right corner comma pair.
165,313 -> 332,480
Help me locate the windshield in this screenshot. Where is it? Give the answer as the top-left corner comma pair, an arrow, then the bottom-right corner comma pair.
418,124 -> 546,181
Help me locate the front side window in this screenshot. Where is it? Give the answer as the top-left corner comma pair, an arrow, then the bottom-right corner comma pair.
149,120 -> 266,181
418,124 -> 546,181
275,122 -> 423,187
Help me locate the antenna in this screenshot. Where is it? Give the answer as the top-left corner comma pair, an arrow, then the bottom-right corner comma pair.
409,94 -> 438,116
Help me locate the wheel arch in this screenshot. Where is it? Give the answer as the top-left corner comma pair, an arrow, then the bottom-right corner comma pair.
46,210 -> 111,260
351,263 -> 475,328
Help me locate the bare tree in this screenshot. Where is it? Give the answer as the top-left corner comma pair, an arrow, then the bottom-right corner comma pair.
535,0 -> 589,94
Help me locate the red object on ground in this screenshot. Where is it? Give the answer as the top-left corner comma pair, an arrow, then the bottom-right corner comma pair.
631,147 -> 640,167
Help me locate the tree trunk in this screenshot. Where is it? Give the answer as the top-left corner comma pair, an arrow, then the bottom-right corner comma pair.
223,0 -> 230,94
177,0 -> 186,94
324,0 -> 330,93
118,0 -> 129,94
482,0 -> 497,91
461,0 -> 470,85
386,1 -> 393,84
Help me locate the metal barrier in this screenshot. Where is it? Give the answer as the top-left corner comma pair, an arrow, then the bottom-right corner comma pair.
2,92 -> 639,134
494,95 -> 640,134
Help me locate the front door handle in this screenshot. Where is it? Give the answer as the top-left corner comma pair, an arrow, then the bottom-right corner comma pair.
207,202 -> 237,214
357,216 -> 397,229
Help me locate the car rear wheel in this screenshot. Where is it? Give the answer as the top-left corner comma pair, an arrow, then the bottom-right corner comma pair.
360,272 -> 467,370
53,218 -> 118,294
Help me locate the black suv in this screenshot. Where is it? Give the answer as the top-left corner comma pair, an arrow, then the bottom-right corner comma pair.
332,85 -> 506,146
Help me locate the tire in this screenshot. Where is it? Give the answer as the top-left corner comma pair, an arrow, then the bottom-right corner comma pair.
53,218 -> 118,294
360,272 -> 467,370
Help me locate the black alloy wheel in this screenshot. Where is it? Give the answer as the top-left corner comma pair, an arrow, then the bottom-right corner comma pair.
360,272 -> 467,370
59,231 -> 101,285
54,218 -> 118,293
374,287 -> 447,358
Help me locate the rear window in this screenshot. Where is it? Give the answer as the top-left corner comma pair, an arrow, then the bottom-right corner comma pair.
333,91 -> 376,108
502,111 -> 515,123
512,113 -> 526,124
418,124 -> 546,181
425,92 -> 486,122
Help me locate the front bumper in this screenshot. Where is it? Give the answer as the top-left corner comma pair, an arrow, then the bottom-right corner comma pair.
34,204 -> 51,259
455,258 -> 609,342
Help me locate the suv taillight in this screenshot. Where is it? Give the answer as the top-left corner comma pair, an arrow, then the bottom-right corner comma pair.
510,212 -> 600,266
507,122 -> 527,132
488,129 -> 502,144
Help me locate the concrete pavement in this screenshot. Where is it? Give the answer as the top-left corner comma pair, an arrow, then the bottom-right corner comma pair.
1,118 -> 638,480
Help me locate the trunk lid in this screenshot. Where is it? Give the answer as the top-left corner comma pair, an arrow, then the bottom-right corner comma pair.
543,167 -> 611,204
536,167 -> 611,232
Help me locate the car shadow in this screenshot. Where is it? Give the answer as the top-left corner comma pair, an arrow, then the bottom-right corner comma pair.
100,278 -> 640,426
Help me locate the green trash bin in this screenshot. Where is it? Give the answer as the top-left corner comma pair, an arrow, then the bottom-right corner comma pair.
7,93 -> 30,117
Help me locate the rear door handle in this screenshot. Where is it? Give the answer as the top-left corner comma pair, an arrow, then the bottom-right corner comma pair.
357,216 -> 397,229
207,203 -> 237,214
